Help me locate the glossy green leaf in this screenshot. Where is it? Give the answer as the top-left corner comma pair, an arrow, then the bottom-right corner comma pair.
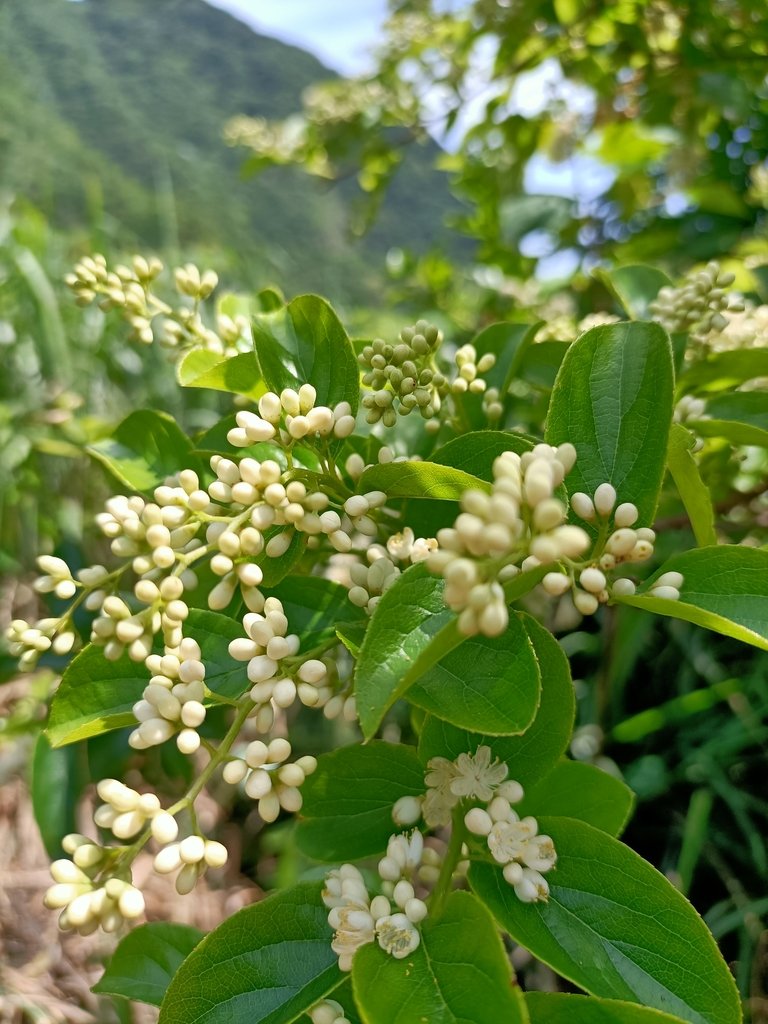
93,923 -> 204,1006
431,430 -> 533,480
545,321 -> 674,521
595,265 -> 672,320
352,891 -> 527,1024
614,546 -> 768,651
48,646 -> 145,747
419,614 -> 574,789
408,611 -> 541,735
252,294 -> 359,411
519,760 -> 634,837
158,884 -> 341,1024
88,410 -> 202,493
176,349 -> 264,399
267,576 -> 364,651
336,621 -> 366,656
689,391 -> 768,447
666,424 -> 717,547
296,742 -> 425,861
185,609 -> 247,700
471,818 -> 741,1024
678,349 -> 768,394
525,992 -> 687,1024
354,564 -> 457,740
31,733 -> 81,857
356,460 -> 489,500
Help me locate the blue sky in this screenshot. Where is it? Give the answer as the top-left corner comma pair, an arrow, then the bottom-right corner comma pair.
205,0 -> 387,73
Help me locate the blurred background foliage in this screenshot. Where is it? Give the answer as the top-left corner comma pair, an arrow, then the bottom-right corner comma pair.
1,0 -> 767,1019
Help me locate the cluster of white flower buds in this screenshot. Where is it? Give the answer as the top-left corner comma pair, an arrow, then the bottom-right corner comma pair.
465,787 -> 556,904
222,735 -> 318,822
66,252 -> 245,355
6,615 -> 71,669
130,637 -> 207,754
646,571 -> 684,602
227,385 -> 356,447
534,483 -> 652,613
93,779 -> 170,839
428,443 -> 588,637
451,344 -> 495,395
153,834 -> 228,895
358,321 -> 446,427
650,261 -> 745,346
308,1001 -> 351,1024
348,554 -> 400,614
323,830 -> 429,972
483,387 -> 504,421
44,834 -> 144,935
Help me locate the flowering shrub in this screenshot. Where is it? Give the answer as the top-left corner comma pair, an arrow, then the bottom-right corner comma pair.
9,254 -> 768,1024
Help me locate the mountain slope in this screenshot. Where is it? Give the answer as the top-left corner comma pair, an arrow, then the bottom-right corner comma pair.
0,0 -> 464,299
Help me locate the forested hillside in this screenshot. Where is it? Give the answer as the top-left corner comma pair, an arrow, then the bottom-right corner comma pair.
0,0 -> 463,298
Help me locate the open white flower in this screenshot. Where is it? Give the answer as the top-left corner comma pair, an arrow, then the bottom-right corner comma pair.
450,746 -> 508,802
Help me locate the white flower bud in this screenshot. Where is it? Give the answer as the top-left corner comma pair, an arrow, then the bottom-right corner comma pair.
177,729 -> 201,755
392,796 -> 422,826
612,578 -> 636,597
654,571 -> 684,589
465,807 -> 493,835
179,835 -> 206,864
574,590 -> 599,615
579,567 -> 607,594
614,502 -> 639,528
594,483 -> 617,516
650,585 -> 681,601
570,492 -> 595,520
542,572 -> 571,596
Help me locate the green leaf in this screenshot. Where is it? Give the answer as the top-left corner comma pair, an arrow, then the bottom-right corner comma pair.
158,883 -> 341,1024
88,410 -> 202,493
356,461 -> 489,501
352,891 -> 527,1024
296,742 -> 425,861
666,424 -> 717,547
267,576 -> 364,651
525,992 -> 688,1024
47,646 -> 145,747
252,295 -> 359,411
31,733 -> 81,857
185,609 -> 247,700
678,349 -> 768,394
336,621 -> 366,656
470,818 -> 741,1024
545,321 -> 674,521
520,341 -> 570,390
595,265 -> 672,320
259,528 -> 308,587
430,430 -> 533,480
408,611 -> 541,735
519,760 -> 634,837
93,923 -> 204,1006
614,546 -> 768,651
354,564 -> 456,740
689,391 -> 768,447
418,614 -> 574,789
176,349 -> 265,400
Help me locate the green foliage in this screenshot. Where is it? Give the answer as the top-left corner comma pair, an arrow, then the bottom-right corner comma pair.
352,892 -> 527,1024
158,885 -> 341,1023
617,547 -> 768,650
471,818 -> 742,1024
253,296 -> 359,411
546,321 -> 674,521
48,646 -> 146,747
518,760 -> 635,837
297,743 -> 425,861
88,410 -> 203,493
94,923 -> 204,1006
